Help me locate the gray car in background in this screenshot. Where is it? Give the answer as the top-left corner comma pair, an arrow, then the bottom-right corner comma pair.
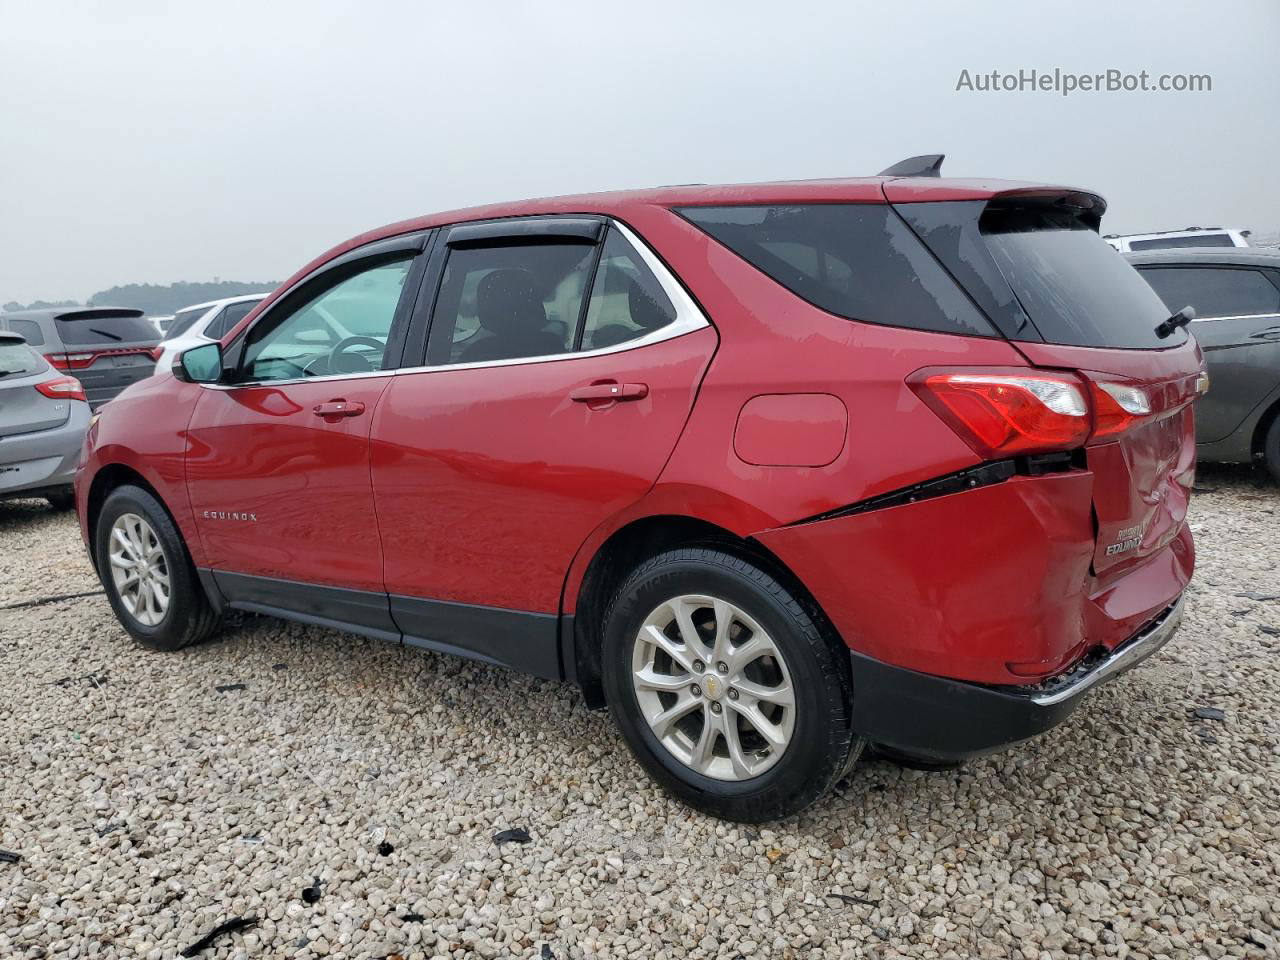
1127,247 -> 1280,480
0,332 -> 91,508
0,306 -> 160,409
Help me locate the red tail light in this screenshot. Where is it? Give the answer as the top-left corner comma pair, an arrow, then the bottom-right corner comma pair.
35,376 -> 87,403
45,352 -> 96,370
909,369 -> 1091,457
148,346 -> 164,361
1089,379 -> 1153,439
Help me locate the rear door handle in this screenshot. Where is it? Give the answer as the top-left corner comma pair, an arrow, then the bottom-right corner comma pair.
313,400 -> 366,418
570,381 -> 649,403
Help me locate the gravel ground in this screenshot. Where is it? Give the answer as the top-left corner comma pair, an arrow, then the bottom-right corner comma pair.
2,465 -> 1278,960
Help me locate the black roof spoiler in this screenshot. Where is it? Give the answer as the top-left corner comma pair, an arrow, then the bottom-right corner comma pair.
878,154 -> 944,178
53,307 -> 145,321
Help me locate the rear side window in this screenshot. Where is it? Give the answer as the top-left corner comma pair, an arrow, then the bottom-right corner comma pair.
580,230 -> 676,350
427,242 -> 597,365
982,211 -> 1182,349
167,306 -> 212,339
0,318 -> 46,346
1137,267 -> 1280,319
56,314 -> 158,345
207,300 -> 259,338
0,340 -> 43,378
677,204 -> 995,337
1129,234 -> 1235,251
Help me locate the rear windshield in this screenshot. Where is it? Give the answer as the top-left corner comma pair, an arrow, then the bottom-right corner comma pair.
1129,234 -> 1235,251
55,314 -> 158,345
677,204 -> 995,337
982,211 -> 1185,349
0,340 -> 43,378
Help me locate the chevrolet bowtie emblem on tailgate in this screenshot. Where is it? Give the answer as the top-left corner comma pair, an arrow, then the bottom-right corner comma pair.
202,510 -> 257,522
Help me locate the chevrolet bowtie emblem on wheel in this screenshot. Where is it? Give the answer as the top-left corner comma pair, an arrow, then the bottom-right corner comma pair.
202,510 -> 257,522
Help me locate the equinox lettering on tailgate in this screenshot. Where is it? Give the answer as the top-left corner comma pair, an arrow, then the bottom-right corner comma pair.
1106,523 -> 1145,556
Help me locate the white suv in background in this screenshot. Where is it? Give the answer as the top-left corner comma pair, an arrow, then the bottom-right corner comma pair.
1104,227 -> 1250,252
152,295 -> 264,374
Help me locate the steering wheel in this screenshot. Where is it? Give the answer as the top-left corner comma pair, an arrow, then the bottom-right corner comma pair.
327,336 -> 384,374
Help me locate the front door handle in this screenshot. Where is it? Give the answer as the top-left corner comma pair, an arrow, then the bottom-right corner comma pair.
570,381 -> 649,404
313,399 -> 366,418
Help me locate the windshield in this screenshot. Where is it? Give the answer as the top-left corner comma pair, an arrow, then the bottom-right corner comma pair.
983,211 -> 1185,349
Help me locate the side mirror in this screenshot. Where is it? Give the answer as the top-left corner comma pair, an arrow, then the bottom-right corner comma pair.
174,342 -> 224,383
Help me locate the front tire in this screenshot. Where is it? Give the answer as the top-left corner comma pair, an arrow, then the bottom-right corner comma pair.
94,485 -> 220,651
602,547 -> 861,821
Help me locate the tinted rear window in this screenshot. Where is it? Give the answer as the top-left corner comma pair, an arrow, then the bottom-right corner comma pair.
167,306 -> 212,339
56,314 -> 159,345
208,300 -> 259,338
982,211 -> 1183,349
1138,266 -> 1280,318
1129,234 -> 1235,250
0,340 -> 43,377
677,204 -> 995,337
0,318 -> 46,346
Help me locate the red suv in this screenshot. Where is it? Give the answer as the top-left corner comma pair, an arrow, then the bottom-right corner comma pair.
76,159 -> 1200,820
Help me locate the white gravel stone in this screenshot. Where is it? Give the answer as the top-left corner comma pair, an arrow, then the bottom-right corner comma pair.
1,464 -> 1278,958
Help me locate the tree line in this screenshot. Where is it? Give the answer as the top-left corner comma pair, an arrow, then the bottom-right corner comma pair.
4,279 -> 280,316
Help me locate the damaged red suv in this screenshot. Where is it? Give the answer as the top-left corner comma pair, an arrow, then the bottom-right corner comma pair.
77,157 -> 1200,820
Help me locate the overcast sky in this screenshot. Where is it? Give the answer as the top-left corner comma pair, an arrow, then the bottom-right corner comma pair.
2,0 -> 1278,304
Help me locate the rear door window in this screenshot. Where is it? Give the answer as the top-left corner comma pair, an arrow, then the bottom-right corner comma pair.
56,313 -> 158,345
1137,266 -> 1280,319
427,242 -> 597,365
677,204 -> 995,337
982,212 -> 1182,349
167,306 -> 212,339
207,300 -> 260,339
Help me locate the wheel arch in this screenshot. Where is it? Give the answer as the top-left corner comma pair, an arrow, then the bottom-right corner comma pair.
85,463 -> 193,575
565,510 -> 847,709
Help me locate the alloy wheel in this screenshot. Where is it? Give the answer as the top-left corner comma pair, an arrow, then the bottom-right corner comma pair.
631,594 -> 796,781
107,512 -> 171,627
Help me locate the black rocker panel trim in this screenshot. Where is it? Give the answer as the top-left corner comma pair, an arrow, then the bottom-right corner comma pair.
213,570 -> 401,643
201,570 -> 563,680
390,594 -> 561,680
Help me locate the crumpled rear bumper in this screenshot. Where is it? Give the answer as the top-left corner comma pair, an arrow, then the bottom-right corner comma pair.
847,595 -> 1184,761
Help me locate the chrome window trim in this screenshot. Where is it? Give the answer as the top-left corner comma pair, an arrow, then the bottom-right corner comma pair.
198,220 -> 710,390
1191,311 -> 1280,323
395,220 -> 711,376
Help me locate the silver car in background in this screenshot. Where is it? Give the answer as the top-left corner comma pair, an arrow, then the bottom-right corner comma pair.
0,306 -> 160,409
0,332 -> 91,509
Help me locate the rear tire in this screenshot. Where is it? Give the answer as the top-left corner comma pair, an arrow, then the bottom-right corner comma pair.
1264,415 -> 1280,485
94,485 -> 220,651
602,547 -> 861,821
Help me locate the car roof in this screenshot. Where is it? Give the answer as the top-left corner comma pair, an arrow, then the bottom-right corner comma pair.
0,330 -> 27,342
219,173 -> 1099,342
175,293 -> 267,314
0,306 -> 144,321
1124,247 -> 1280,267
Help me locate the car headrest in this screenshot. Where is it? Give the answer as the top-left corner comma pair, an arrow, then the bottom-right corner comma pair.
477,269 -> 546,335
